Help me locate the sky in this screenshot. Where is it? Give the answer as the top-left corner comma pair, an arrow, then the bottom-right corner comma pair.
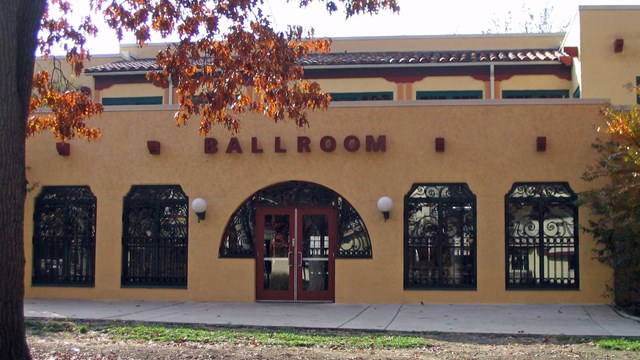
78,0 -> 640,54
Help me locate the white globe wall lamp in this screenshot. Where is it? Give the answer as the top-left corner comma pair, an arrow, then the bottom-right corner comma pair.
377,196 -> 393,222
191,197 -> 208,222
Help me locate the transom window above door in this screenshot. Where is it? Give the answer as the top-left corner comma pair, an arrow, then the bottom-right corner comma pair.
220,181 -> 372,259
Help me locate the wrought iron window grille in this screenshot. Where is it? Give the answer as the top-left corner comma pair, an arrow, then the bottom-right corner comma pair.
404,183 -> 477,290
122,185 -> 189,287
32,186 -> 96,286
505,182 -> 579,290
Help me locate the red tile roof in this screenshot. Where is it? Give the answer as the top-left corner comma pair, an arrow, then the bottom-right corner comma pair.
85,49 -> 569,74
86,59 -> 161,73
299,49 -> 568,66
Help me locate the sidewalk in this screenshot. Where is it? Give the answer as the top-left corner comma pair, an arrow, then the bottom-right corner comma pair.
24,299 -> 640,337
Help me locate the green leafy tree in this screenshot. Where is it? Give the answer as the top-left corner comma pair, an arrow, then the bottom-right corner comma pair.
582,105 -> 640,314
0,0 -> 399,358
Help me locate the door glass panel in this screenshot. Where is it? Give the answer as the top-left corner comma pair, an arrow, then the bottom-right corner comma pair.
301,214 -> 329,291
262,214 -> 290,291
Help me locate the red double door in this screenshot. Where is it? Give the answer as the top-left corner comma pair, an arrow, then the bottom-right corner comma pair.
255,207 -> 336,302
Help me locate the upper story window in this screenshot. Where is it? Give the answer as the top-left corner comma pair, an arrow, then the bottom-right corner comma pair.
502,90 -> 569,99
505,183 -> 579,290
32,186 -> 96,286
330,92 -> 393,101
102,96 -> 163,106
404,183 -> 477,290
416,91 -> 483,100
122,185 -> 188,288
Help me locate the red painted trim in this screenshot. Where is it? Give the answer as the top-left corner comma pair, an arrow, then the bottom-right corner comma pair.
147,140 -> 161,155
471,74 -> 489,81
255,207 -> 296,301
383,76 -> 426,83
563,46 -> 579,58
95,74 -> 166,91
296,207 -> 337,302
496,65 -> 571,81
305,64 -> 571,81
559,56 -> 573,67
494,74 -> 514,81
306,66 -> 488,79
56,142 -> 70,156
536,137 -> 547,152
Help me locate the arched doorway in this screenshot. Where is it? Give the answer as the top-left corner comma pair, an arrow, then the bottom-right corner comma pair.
219,181 -> 372,302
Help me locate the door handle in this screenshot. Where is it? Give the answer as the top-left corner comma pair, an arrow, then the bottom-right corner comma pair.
288,251 -> 293,267
297,251 -> 303,267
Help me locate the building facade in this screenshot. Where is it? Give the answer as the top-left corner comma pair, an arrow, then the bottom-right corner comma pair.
24,6 -> 638,304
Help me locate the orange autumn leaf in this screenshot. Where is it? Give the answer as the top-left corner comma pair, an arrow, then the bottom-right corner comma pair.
33,0 -> 399,139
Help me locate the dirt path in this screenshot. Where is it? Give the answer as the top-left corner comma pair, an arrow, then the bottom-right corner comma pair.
28,332 -> 640,359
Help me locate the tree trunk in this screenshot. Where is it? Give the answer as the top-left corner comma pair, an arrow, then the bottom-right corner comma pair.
0,0 -> 46,358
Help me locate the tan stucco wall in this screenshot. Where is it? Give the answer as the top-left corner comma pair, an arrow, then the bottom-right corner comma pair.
578,6 -> 640,105
499,75 -> 572,93
316,74 -> 570,102
316,78 -> 395,95
412,77 -> 485,96
24,100 -> 611,304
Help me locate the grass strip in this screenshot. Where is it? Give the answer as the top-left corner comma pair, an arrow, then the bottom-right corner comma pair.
597,338 -> 640,351
26,319 -> 430,350
27,319 -> 640,352
105,324 -> 430,349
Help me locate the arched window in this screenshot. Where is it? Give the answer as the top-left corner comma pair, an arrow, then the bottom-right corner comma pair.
32,186 -> 96,286
122,185 -> 188,287
404,183 -> 477,289
506,182 -> 579,289
220,181 -> 372,258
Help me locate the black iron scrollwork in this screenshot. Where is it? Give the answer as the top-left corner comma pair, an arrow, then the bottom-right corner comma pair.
404,183 -> 477,289
122,185 -> 188,287
506,182 -> 578,289
32,186 -> 96,286
220,181 -> 372,258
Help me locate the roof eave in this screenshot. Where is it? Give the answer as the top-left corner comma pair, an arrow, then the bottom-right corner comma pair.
301,61 -> 566,70
86,60 -> 567,75
85,70 -> 154,76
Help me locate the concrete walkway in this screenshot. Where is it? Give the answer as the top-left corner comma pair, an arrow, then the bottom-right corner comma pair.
24,299 -> 640,337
